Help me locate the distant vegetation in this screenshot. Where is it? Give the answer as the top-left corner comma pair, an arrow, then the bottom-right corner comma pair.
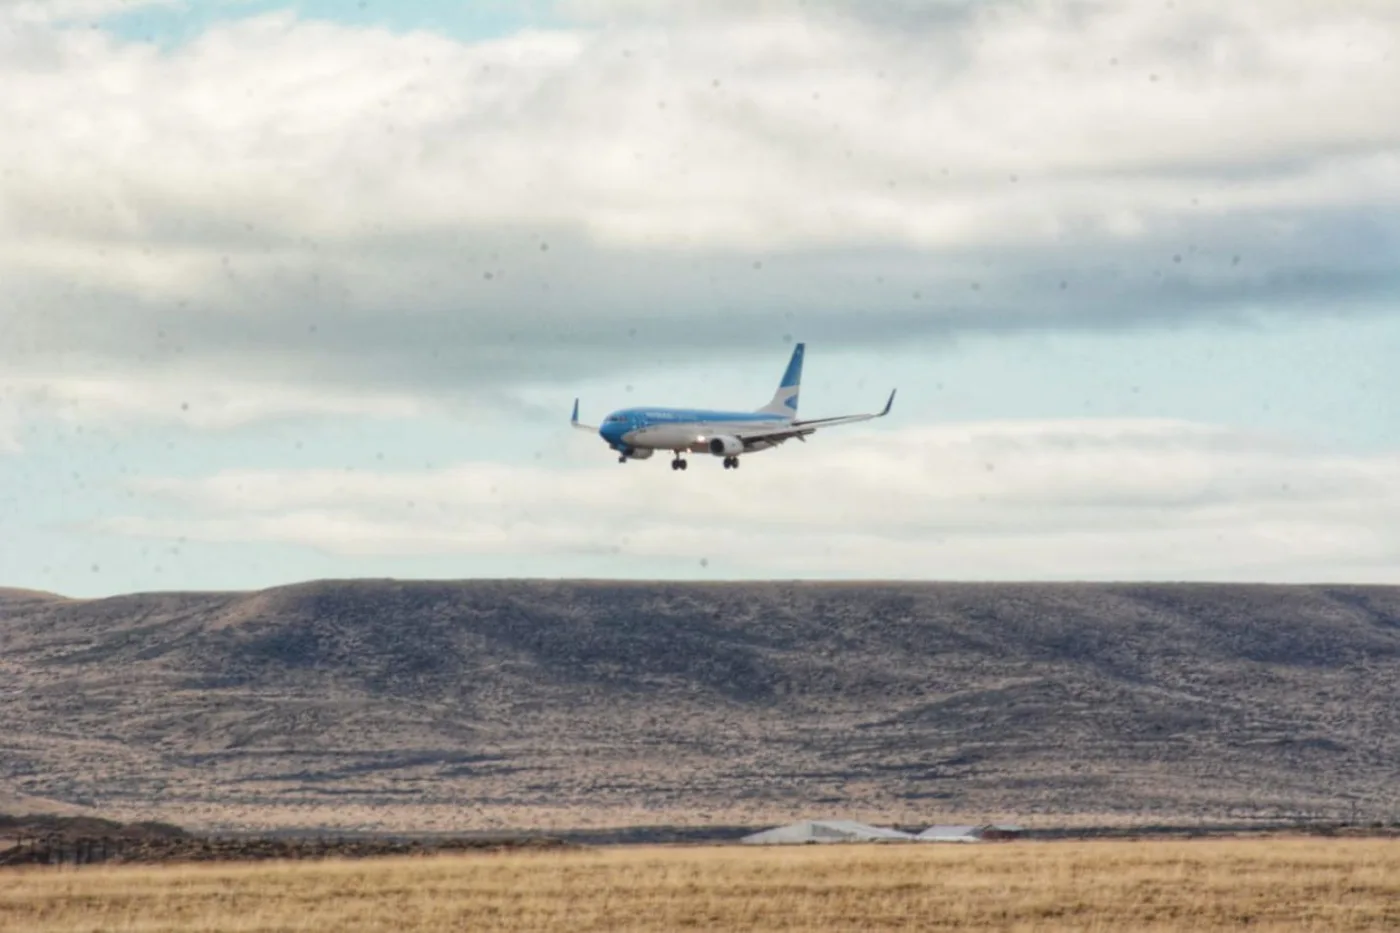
4,838 -> 1399,932
0,811 -> 567,868
3,580 -> 1399,831
0,812 -> 186,840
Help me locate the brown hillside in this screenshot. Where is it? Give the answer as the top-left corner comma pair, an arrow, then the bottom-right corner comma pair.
2,580 -> 1398,832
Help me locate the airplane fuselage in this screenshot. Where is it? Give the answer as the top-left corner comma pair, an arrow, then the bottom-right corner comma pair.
599,407 -> 791,457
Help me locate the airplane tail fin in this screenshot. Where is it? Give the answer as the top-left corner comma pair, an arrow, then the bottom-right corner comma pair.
756,342 -> 803,418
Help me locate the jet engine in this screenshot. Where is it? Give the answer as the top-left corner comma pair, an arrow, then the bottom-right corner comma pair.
707,435 -> 744,456
623,447 -> 654,460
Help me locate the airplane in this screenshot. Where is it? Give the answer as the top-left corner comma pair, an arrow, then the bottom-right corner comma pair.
570,342 -> 895,470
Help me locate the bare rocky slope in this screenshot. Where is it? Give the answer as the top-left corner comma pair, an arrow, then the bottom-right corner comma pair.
2,580 -> 1399,833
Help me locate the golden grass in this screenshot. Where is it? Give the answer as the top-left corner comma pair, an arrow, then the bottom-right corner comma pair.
3,836 -> 1398,932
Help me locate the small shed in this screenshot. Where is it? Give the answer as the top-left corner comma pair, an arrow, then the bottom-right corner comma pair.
916,824 -> 984,843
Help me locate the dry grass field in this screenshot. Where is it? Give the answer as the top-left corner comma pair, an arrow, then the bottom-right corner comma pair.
3,837 -> 1399,932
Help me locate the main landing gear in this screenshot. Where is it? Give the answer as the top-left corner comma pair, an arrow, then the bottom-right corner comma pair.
624,451 -> 737,471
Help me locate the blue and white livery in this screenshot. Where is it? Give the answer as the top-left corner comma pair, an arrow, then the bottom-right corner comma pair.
571,342 -> 896,471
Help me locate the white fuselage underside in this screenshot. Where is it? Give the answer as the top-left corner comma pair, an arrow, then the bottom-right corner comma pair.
622,419 -> 788,454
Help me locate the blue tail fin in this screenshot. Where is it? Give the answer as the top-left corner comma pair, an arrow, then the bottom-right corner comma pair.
757,342 -> 803,417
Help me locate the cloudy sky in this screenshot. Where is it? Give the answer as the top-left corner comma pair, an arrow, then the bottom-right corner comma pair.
1,0 -> 1397,597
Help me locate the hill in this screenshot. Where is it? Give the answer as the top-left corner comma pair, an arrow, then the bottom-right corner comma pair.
2,580 -> 1399,832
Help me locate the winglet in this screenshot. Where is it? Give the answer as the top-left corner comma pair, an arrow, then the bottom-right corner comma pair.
570,398 -> 596,432
880,388 -> 896,417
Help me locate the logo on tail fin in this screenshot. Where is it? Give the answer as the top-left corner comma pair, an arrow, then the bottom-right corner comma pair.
758,342 -> 804,417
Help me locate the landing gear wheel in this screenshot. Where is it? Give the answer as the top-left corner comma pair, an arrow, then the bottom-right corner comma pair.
722,456 -> 740,469
671,457 -> 688,471
618,455 -> 628,463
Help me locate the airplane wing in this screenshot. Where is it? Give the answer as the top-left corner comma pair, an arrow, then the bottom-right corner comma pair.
728,389 -> 896,447
570,398 -> 596,432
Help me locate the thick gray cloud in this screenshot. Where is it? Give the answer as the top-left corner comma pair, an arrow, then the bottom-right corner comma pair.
1,0 -> 1398,427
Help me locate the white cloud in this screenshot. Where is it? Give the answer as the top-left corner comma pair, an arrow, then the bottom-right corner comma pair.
100,419 -> 1400,581
1,0 -> 1398,430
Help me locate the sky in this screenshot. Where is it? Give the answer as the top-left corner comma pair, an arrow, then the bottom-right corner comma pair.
1,0 -> 1398,597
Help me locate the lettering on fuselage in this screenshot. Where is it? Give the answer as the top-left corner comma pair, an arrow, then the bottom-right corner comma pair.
627,411 -> 691,423
619,409 -> 783,430
633,411 -> 770,422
